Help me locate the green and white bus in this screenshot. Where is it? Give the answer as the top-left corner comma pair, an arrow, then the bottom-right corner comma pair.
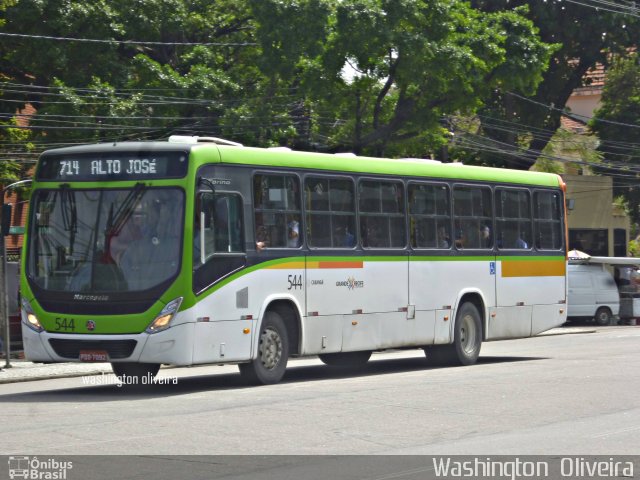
20,136 -> 567,384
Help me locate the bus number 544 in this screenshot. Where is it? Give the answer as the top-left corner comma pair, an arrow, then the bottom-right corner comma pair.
287,274 -> 303,290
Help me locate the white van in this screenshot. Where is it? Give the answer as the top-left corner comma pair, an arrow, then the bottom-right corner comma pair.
567,263 -> 620,325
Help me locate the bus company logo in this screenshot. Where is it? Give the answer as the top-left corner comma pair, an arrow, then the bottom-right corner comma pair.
73,294 -> 109,302
209,178 -> 231,185
8,456 -> 73,479
336,276 -> 364,290
86,320 -> 96,331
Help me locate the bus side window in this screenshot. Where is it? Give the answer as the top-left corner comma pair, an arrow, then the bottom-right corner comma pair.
359,179 -> 406,249
305,176 -> 356,249
254,173 -> 302,249
496,188 -> 532,250
453,185 -> 493,249
195,192 -> 244,265
408,183 -> 451,249
534,191 -> 563,250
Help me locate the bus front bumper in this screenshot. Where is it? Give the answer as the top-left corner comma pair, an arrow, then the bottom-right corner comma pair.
21,321 -> 196,366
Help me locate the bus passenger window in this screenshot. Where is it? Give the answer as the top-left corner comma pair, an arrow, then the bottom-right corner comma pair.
496,188 -> 532,250
453,185 -> 493,250
408,183 -> 451,249
359,179 -> 405,249
534,191 -> 563,250
305,176 -> 356,249
254,174 -> 302,249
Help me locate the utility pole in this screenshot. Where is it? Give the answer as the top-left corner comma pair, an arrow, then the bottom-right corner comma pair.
1,179 -> 32,368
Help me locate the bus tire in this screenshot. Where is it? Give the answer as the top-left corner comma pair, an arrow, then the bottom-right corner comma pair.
239,310 -> 289,385
594,307 -> 612,326
110,362 -> 160,383
318,351 -> 372,367
425,302 -> 482,366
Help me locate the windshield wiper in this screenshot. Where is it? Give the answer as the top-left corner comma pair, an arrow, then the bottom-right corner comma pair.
106,182 -> 146,236
59,184 -> 77,255
101,183 -> 146,264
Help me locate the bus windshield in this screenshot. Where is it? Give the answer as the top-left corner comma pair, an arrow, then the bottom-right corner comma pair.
27,187 -> 184,293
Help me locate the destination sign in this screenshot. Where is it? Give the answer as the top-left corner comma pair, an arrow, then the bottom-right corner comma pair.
37,151 -> 189,181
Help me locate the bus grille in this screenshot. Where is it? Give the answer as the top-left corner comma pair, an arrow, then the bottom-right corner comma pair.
48,339 -> 137,359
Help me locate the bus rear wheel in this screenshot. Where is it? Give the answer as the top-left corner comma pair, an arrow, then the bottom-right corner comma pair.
318,351 -> 372,367
239,310 -> 289,385
425,302 -> 482,366
110,362 -> 160,384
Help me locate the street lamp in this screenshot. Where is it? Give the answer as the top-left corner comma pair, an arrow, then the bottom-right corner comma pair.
1,178 -> 32,368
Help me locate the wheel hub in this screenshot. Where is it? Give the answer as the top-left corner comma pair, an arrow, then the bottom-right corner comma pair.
259,327 -> 282,370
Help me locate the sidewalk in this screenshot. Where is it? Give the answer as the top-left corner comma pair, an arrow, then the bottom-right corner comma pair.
0,359 -> 112,384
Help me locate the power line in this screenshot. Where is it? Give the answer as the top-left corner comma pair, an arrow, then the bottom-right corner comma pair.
506,90 -> 640,130
0,31 -> 256,47
563,0 -> 640,18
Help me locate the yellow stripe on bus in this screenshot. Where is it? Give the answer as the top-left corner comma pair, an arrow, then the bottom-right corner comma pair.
266,260 -> 364,270
501,259 -> 566,277
265,261 -> 306,270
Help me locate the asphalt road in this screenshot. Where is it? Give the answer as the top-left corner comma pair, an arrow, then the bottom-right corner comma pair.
1,326 -> 639,458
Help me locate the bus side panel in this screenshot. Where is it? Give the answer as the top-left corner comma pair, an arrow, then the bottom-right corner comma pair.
301,315 -> 343,355
306,257 -> 411,352
410,258 -> 496,346
192,319 -> 256,363
188,262 -> 305,363
531,304 -> 566,336
490,257 -> 565,340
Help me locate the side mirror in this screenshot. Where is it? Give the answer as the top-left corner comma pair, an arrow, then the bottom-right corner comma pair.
1,204 -> 12,236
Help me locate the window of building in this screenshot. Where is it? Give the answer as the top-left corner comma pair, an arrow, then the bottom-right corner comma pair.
358,179 -> 406,248
614,228 -> 627,257
496,188 -> 532,250
569,229 -> 607,256
254,174 -> 302,248
304,176 -> 356,248
408,183 -> 451,249
453,185 -> 493,249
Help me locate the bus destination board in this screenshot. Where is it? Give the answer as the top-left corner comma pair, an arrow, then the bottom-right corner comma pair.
37,151 -> 189,181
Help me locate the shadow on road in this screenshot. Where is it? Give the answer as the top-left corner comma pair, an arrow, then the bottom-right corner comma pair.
0,354 -> 546,402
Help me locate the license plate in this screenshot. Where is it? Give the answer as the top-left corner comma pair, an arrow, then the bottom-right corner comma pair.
79,350 -> 109,362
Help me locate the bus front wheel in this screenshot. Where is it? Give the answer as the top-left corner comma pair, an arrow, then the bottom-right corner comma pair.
239,310 -> 289,385
425,302 -> 482,366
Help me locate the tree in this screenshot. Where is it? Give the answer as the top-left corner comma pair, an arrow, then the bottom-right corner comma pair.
590,53 -> 640,224
1,0 -> 553,158
0,0 -> 256,144
250,0 -> 554,156
463,0 -> 640,169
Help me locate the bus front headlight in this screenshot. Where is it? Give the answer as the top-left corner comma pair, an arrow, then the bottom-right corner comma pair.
21,298 -> 44,332
146,297 -> 183,334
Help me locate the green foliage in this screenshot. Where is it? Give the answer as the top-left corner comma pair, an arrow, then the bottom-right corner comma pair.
250,0 -> 553,156
0,0 -> 552,160
465,0 -> 640,169
591,53 -> 640,224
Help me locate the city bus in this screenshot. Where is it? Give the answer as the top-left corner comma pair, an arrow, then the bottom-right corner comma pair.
20,136 -> 567,384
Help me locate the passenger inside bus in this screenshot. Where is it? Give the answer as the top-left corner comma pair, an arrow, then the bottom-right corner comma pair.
119,198 -> 181,290
480,224 -> 492,248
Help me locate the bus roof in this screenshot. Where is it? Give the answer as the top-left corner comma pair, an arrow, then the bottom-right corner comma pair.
193,144 -> 563,189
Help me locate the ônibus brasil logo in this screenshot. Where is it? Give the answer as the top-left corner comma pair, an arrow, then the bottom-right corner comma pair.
8,456 -> 73,480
